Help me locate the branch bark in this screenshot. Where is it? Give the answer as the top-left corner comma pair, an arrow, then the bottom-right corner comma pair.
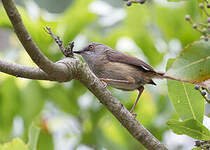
0,60 -> 53,81
75,61 -> 168,150
1,0 -> 168,149
2,0 -> 69,81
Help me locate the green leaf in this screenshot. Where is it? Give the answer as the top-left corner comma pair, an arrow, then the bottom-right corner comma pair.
28,124 -> 40,150
166,59 -> 176,71
192,148 -> 202,150
167,119 -> 210,140
165,40 -> 210,87
0,78 -> 21,141
168,0 -> 204,2
0,138 -> 28,150
0,124 -> 41,150
166,58 -> 205,123
167,79 -> 205,123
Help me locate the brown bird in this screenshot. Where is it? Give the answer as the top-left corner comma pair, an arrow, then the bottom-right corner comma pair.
74,43 -> 164,115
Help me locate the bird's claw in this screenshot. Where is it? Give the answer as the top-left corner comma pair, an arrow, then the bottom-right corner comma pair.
102,81 -> 107,88
99,79 -> 107,88
130,112 -> 137,119
130,112 -> 137,118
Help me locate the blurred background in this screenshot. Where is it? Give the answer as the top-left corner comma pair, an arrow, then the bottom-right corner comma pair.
0,0 -> 209,149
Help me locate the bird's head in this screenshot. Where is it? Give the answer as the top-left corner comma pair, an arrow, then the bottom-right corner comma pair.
74,42 -> 109,63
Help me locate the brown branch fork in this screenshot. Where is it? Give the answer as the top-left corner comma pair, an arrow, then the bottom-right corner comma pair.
1,0 -> 168,149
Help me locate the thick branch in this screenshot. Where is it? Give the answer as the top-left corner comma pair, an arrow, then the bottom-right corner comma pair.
2,0 -> 69,81
79,66 -> 167,150
45,29 -> 168,149
1,0 -> 168,149
0,59 -> 54,81
58,59 -> 167,150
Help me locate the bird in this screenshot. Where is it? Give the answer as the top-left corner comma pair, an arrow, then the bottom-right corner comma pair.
74,42 -> 164,115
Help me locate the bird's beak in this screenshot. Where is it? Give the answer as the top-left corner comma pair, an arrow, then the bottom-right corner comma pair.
73,48 -> 85,54
73,50 -> 83,54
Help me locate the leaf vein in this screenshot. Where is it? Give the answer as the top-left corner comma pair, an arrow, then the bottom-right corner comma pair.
182,83 -> 196,120
170,124 -> 210,139
178,56 -> 210,71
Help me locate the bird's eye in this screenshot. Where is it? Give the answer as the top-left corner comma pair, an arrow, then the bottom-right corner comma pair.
88,45 -> 94,50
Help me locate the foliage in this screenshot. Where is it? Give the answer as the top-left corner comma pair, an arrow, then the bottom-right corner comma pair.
0,0 -> 209,149
0,138 -> 28,150
166,41 -> 210,85
0,124 -> 40,150
167,119 -> 210,141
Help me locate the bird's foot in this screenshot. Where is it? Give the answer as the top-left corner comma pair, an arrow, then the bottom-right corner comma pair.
130,111 -> 137,118
99,78 -> 107,88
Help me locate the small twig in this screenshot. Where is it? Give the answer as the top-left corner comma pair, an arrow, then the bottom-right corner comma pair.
194,85 -> 210,104
204,0 -> 208,4
185,15 -> 209,41
130,0 -> 146,3
203,6 -> 210,17
44,26 -> 74,57
65,41 -> 75,57
195,140 -> 210,149
199,90 -> 210,104
198,23 -> 208,27
185,17 -> 205,34
124,0 -> 146,6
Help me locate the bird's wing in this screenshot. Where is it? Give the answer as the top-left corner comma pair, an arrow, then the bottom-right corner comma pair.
106,49 -> 156,73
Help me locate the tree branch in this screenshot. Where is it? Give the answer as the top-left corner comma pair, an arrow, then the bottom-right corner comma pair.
1,0 -> 168,149
0,59 -> 54,81
1,0 -> 69,81
43,27 -> 74,57
74,61 -> 168,150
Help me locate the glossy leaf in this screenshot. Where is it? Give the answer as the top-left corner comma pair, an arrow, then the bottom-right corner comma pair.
167,119 -> 210,140
165,41 -> 210,88
167,59 -> 205,123
167,77 -> 205,123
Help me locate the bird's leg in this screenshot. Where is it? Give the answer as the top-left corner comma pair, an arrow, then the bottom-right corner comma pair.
130,86 -> 144,117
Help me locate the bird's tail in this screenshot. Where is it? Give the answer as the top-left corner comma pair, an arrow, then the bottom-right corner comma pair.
154,71 -> 165,78
155,71 -> 179,81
